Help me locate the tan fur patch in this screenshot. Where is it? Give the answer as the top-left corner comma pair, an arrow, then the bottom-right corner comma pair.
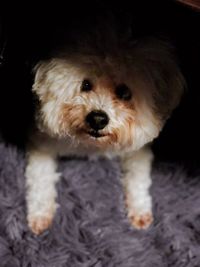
28,214 -> 54,235
42,91 -> 55,102
129,212 -> 153,230
59,103 -> 86,136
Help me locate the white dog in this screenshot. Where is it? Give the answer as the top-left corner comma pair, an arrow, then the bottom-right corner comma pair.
25,21 -> 184,234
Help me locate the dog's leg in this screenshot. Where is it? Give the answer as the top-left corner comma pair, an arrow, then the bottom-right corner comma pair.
25,149 -> 60,235
121,146 -> 153,229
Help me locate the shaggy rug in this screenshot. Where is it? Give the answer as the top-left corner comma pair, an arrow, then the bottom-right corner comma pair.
0,141 -> 200,267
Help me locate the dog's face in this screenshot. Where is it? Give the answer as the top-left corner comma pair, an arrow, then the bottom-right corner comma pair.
33,40 -> 184,152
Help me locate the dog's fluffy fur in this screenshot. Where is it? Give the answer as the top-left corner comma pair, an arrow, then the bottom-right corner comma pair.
25,18 -> 184,234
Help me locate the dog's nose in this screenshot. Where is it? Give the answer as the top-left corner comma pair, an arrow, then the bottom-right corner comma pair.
86,110 -> 109,131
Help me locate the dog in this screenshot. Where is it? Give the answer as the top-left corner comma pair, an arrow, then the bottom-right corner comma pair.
25,16 -> 184,235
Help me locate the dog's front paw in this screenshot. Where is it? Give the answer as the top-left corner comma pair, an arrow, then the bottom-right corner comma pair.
128,212 -> 153,229
125,194 -> 153,230
28,214 -> 54,235
27,202 -> 58,235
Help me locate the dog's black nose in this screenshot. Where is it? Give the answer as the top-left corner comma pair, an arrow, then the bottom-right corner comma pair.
86,110 -> 109,131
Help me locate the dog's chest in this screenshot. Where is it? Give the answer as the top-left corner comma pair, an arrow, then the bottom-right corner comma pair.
42,136 -> 117,159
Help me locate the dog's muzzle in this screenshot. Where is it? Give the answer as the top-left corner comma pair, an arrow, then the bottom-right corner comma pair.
85,110 -> 109,137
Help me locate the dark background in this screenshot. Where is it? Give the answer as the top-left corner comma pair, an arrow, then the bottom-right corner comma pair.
0,0 -> 200,164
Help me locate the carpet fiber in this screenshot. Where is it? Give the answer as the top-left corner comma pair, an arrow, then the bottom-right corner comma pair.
0,141 -> 200,267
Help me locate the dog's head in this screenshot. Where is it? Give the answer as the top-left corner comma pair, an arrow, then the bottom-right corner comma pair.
33,39 -> 184,152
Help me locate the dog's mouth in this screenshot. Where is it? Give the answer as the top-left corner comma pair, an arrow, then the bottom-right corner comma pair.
87,130 -> 106,138
77,128 -> 107,139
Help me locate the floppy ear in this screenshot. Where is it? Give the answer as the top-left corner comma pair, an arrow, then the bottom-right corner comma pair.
32,61 -> 46,95
131,38 -> 185,121
32,59 -> 54,98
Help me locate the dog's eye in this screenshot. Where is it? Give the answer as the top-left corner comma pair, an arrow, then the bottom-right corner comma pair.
115,84 -> 132,101
81,79 -> 93,92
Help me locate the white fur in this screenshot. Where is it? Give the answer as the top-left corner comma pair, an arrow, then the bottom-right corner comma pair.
121,146 -> 154,228
25,148 -> 60,234
25,34 -> 184,234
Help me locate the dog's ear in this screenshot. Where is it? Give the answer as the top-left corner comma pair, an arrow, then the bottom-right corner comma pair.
32,60 -> 51,97
132,38 -> 186,121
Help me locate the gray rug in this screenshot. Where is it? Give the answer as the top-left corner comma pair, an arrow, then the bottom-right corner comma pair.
0,141 -> 200,267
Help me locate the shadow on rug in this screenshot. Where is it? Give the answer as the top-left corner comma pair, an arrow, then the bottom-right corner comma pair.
0,142 -> 200,267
